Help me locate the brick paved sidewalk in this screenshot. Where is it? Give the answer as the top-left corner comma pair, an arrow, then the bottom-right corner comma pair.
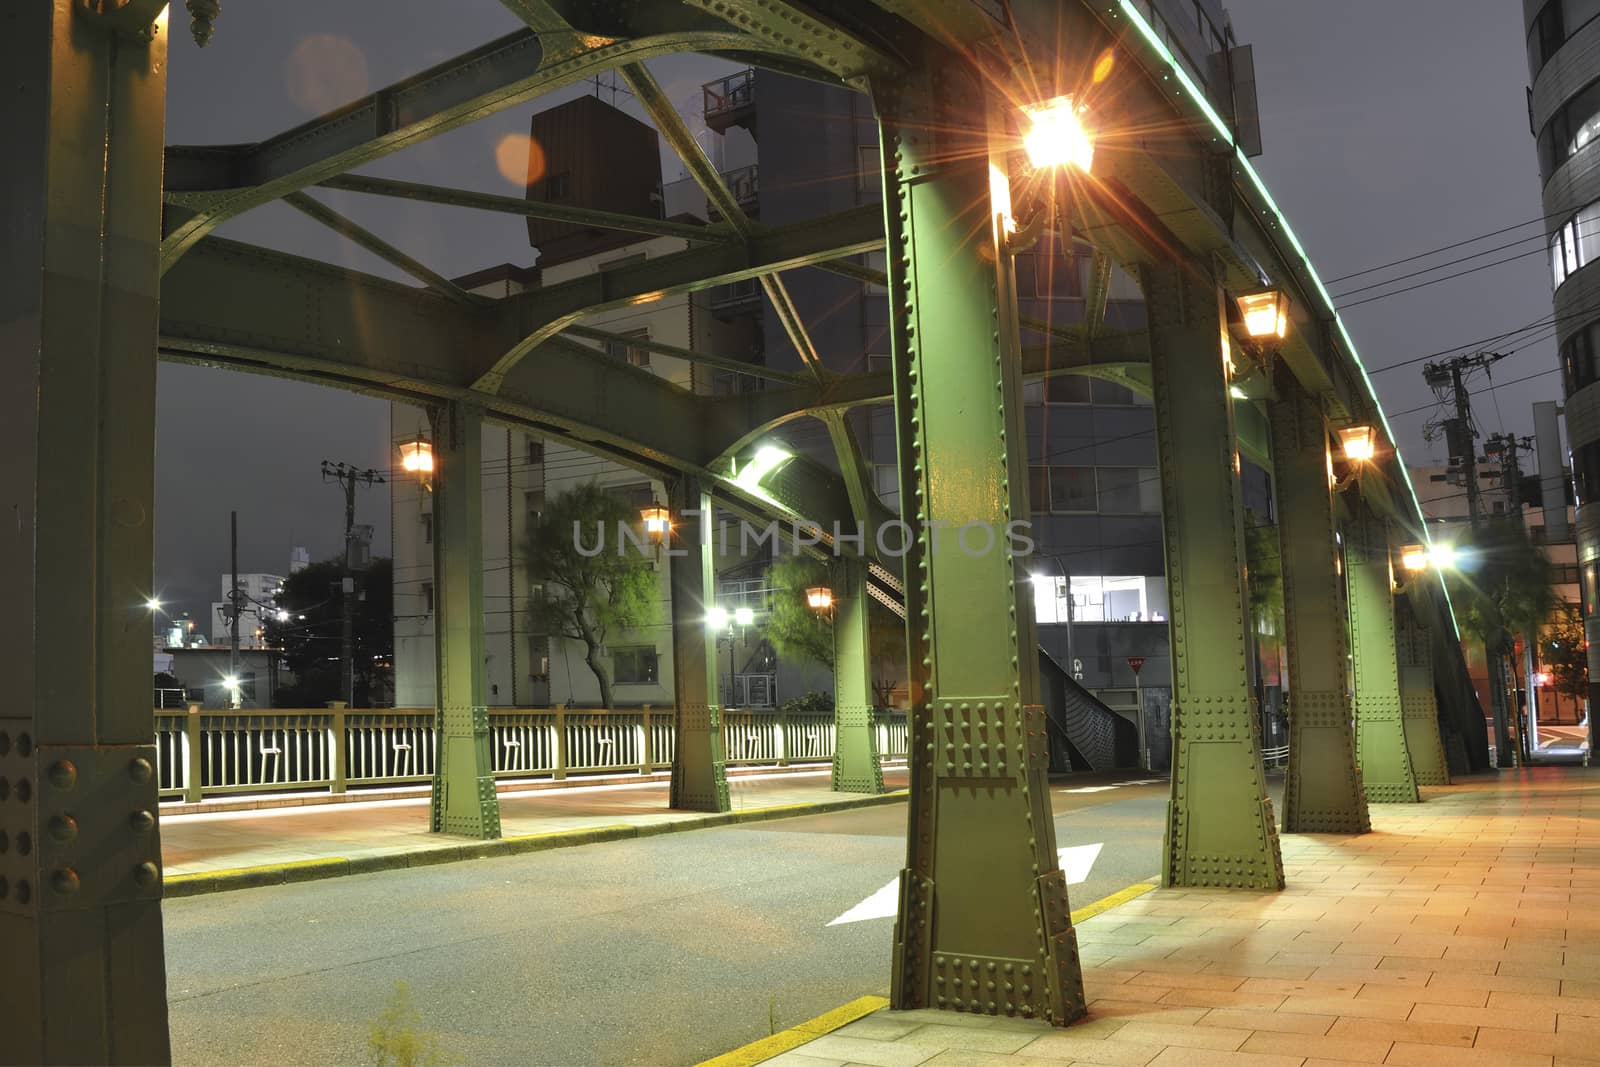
756,766 -> 1600,1067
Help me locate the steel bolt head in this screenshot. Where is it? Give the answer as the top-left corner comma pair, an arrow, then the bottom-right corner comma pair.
128,758 -> 154,784
129,809 -> 156,833
133,861 -> 160,888
47,815 -> 77,843
51,868 -> 80,895
48,760 -> 77,790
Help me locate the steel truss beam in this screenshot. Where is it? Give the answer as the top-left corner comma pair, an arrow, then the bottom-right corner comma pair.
831,557 -> 885,794
2,5 -> 171,1060
318,173 -> 739,245
1396,595 -> 1452,786
1343,500 -> 1421,803
283,191 -> 480,304
879,62 -> 1083,1026
1268,379 -> 1370,834
1145,259 -> 1284,890
161,24 -> 799,272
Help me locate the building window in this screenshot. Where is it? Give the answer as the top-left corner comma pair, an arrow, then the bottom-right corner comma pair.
1044,375 -> 1092,404
867,353 -> 892,374
856,144 -> 882,197
421,513 -> 433,544
1033,575 -> 1167,625
544,172 -> 571,200
612,646 -> 659,685
1548,199 -> 1600,290
862,249 -> 887,295
606,482 -> 655,510
525,489 -> 545,526
606,328 -> 651,368
526,439 -> 544,465
421,582 -> 434,614
1048,466 -> 1097,513
873,464 -> 899,500
1096,467 -> 1162,514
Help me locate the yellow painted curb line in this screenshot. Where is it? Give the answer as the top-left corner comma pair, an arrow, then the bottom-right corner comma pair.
739,790 -> 909,817
165,857 -> 345,884
504,823 -> 636,844
1070,879 -> 1158,924
696,878 -> 1159,1066
695,995 -> 889,1067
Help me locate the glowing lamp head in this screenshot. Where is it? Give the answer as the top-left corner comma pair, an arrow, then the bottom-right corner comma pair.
1534,671 -> 1552,687
145,597 -> 162,612
399,437 -> 434,475
1398,544 -> 1429,573
805,586 -> 833,611
223,675 -> 240,691
706,607 -> 730,630
1235,289 -> 1289,340
640,505 -> 671,539
1338,425 -> 1378,463
1428,542 -> 1459,570
1021,96 -> 1094,174
734,606 -> 755,627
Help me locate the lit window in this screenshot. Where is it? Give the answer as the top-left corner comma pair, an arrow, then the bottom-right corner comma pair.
613,646 -> 660,685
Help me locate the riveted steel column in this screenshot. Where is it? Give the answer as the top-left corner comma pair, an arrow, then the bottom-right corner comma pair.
877,64 -> 1084,1025
832,557 -> 884,794
669,477 -> 729,812
1396,595 -> 1451,786
1266,382 -> 1370,833
428,402 -> 501,838
1144,261 -> 1284,890
1,4 -> 171,1061
1343,503 -> 1420,803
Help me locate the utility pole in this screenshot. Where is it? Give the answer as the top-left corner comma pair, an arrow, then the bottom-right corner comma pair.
1487,431 -> 1539,764
229,510 -> 240,708
1422,351 -> 1511,766
322,461 -> 384,706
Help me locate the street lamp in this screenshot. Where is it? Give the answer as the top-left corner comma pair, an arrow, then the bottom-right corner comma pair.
1338,425 -> 1378,463
398,436 -> 434,489
640,504 -> 671,539
805,586 -> 834,612
706,606 -> 730,630
1398,543 -> 1430,573
1020,96 -> 1095,174
145,597 -> 163,613
1235,288 -> 1289,341
734,606 -> 755,627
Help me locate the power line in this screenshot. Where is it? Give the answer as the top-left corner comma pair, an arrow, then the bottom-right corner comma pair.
1336,245 -> 1551,311
1330,230 -> 1547,300
1325,207 -> 1560,285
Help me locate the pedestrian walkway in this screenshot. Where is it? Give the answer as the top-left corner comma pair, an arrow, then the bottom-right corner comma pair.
745,766 -> 1600,1067
160,767 -> 907,885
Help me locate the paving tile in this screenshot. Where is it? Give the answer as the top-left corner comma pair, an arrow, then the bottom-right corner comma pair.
1237,1029 -> 1393,1063
1014,1032 -> 1164,1066
1108,1021 -> 1250,1052
1144,1047 -> 1304,1067
1408,1000 -> 1555,1031
836,1017 -> 930,1041
895,1025 -> 1040,1054
1198,1007 -> 1336,1034
1385,1041 -> 1553,1067
798,1034 -> 941,1067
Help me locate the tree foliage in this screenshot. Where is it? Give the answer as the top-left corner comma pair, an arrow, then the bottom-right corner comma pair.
1444,518 -> 1557,648
264,557 -> 392,707
1540,603 -> 1589,699
1243,516 -> 1285,636
523,482 -> 657,709
760,554 -> 906,706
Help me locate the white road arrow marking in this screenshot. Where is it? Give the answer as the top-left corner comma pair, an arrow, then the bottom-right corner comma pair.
828,842 -> 1103,927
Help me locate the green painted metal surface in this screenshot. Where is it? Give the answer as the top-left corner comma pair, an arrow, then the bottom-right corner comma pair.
1344,504 -> 1420,804
832,558 -> 885,794
668,477 -> 731,813
1267,382 -> 1371,834
0,4 -> 172,1061
428,402 -> 503,838
1396,597 -> 1452,787
880,66 -> 1083,1025
1144,261 -> 1284,890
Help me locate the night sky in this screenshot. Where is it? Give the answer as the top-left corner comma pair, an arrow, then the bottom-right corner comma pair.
156,1 -> 1558,621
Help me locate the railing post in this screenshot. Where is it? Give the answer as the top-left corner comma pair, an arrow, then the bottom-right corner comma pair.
184,703 -> 203,804
554,707 -> 568,780
330,703 -> 348,793
639,705 -> 652,774
775,710 -> 788,767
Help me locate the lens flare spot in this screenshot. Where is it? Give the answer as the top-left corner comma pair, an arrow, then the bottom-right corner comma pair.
496,133 -> 546,189
285,34 -> 369,115
1092,49 -> 1117,85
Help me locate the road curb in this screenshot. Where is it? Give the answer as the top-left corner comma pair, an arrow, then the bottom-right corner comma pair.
695,996 -> 890,1067
162,789 -> 908,898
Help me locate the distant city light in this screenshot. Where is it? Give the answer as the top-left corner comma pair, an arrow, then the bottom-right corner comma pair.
145,597 -> 162,612
734,606 -> 755,627
706,607 -> 730,630
1428,542 -> 1459,570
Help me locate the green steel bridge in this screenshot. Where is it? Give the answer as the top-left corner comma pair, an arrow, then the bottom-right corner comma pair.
2,0 -> 1484,1060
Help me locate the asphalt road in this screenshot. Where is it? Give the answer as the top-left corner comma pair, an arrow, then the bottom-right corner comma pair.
164,774 -> 1173,1066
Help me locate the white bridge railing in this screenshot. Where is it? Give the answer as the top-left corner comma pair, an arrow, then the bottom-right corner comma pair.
152,706 -> 909,802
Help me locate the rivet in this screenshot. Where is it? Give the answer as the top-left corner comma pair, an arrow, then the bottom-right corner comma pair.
133,862 -> 160,888
128,758 -> 154,784
52,868 -> 80,895
16,733 -> 32,757
47,760 -> 77,790
48,814 -> 77,843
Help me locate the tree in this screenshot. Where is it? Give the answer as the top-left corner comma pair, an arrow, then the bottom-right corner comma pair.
264,557 -> 393,708
1541,603 -> 1589,699
524,482 -> 657,709
761,553 -> 906,707
1446,519 -> 1557,648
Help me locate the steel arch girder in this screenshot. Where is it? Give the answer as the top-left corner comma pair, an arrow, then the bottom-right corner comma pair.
159,26 -> 805,273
